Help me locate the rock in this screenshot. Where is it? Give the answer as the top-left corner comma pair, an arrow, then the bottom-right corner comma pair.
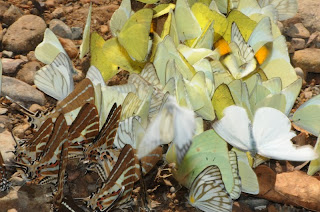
58,37 -> 78,59
0,184 -> 52,211
286,23 -> 310,38
286,42 -> 294,54
298,0 -> 320,33
29,104 -> 45,113
292,48 -> 320,74
2,50 -> 14,58
49,19 -> 72,39
0,2 -> 10,20
2,15 -> 46,53
291,38 -> 305,50
1,76 -> 46,106
71,27 -> 82,40
306,32 -> 320,48
12,123 -> 29,138
295,67 -> 305,80
0,130 -> 15,162
0,24 -> 3,42
52,7 -> 64,19
0,115 -> 11,129
3,5 -> 24,26
27,51 -> 37,61
100,25 -> 109,34
45,0 -> 55,7
1,58 -> 24,74
0,108 -> 8,115
16,61 -> 41,85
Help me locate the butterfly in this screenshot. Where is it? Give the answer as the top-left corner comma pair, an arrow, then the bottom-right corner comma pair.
79,3 -> 92,59
138,95 -> 196,164
0,151 -> 10,192
223,17 -> 273,79
34,52 -> 74,101
35,28 -> 68,65
86,144 -> 136,211
213,105 -> 318,161
188,165 -> 233,212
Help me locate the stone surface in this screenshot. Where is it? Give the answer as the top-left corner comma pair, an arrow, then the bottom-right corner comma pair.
0,2 -> 10,20
3,5 -> 24,26
71,27 -> 82,40
16,61 -> 41,85
1,58 -> 24,74
298,0 -> 320,33
2,50 -> 14,58
51,7 -> 64,19
49,19 -> 72,39
1,76 -> 46,106
58,37 -> 78,59
2,15 -> 46,53
286,42 -> 294,54
12,123 -> 29,138
292,48 -> 320,74
100,25 -> 109,34
0,130 -> 16,162
286,23 -> 310,38
306,32 -> 320,48
291,38 -> 305,50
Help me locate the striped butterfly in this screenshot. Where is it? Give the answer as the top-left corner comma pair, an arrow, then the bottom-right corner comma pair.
0,151 -> 10,192
34,52 -> 74,101
223,17 -> 273,79
188,165 -> 233,212
16,114 -> 68,185
86,144 -> 136,211
85,103 -> 122,162
13,78 -> 95,130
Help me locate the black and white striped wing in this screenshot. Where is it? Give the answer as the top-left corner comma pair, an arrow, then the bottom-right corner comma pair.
231,22 -> 254,63
35,52 -> 74,101
228,151 -> 242,200
188,165 -> 232,212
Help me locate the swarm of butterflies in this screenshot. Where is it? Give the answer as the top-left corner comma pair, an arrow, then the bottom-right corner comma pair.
1,0 -> 320,211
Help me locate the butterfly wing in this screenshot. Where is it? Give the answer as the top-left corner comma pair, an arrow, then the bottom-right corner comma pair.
34,52 -> 74,101
79,3 -> 92,59
253,107 -> 318,161
213,105 -> 252,152
188,165 -> 232,212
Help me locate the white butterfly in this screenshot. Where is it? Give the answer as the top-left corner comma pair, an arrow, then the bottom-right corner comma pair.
34,52 -> 74,101
138,95 -> 196,164
213,105 -> 318,161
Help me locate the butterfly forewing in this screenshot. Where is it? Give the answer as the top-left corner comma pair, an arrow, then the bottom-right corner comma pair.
188,165 -> 232,212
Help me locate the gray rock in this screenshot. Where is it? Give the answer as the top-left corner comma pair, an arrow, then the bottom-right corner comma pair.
49,19 -> 72,39
71,27 -> 83,40
298,0 -> 320,33
292,48 -> 320,74
2,50 -> 14,58
1,58 -> 24,74
1,76 -> 46,106
52,7 -> 64,19
3,5 -> 24,26
291,38 -> 305,50
2,15 -> 46,53
286,23 -> 310,38
16,61 -> 41,85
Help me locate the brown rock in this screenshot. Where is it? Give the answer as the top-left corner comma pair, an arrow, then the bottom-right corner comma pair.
291,38 -> 305,50
1,76 -> 46,106
286,41 -> 294,54
52,8 -> 64,19
100,25 -> 109,34
0,2 -> 10,20
49,19 -> 72,39
58,37 -> 78,59
286,23 -> 310,38
3,5 -> 24,26
1,58 -> 24,74
292,48 -> 320,74
2,15 -> 46,53
298,0 -> 320,33
16,61 -> 41,85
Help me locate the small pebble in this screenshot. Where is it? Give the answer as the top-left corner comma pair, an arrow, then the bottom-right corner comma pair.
169,187 -> 175,193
